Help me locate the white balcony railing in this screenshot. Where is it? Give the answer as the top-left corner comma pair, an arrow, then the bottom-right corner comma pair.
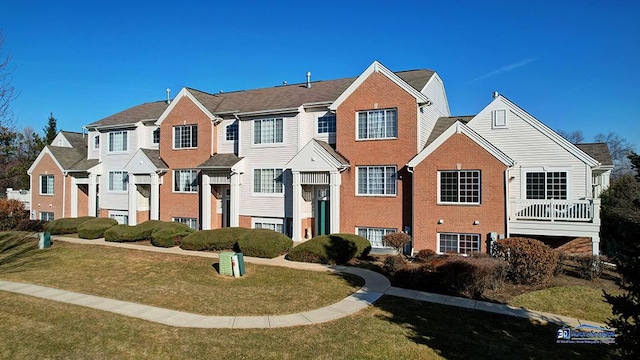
511,199 -> 595,222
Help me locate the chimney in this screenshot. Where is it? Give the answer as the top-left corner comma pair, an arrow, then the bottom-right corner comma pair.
166,88 -> 171,104
306,72 -> 311,89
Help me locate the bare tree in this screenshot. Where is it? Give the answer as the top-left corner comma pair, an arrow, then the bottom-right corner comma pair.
557,129 -> 585,144
0,30 -> 16,129
595,131 -> 635,178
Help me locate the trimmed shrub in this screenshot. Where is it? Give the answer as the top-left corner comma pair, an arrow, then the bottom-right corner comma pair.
180,227 -> 249,251
573,254 -> 604,280
383,232 -> 411,254
103,220 -> 167,242
493,237 -> 559,286
77,218 -> 118,239
414,249 -> 437,262
0,199 -> 29,230
43,216 -> 95,235
15,219 -> 47,232
384,254 -> 406,275
150,222 -> 195,248
235,229 -> 293,258
286,233 -> 372,264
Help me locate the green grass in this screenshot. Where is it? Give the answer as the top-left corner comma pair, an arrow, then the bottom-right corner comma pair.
0,238 -> 362,316
0,292 -> 613,359
509,285 -> 619,324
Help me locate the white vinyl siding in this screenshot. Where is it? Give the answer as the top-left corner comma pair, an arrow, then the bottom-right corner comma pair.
253,169 -> 284,194
253,118 -> 284,145
357,109 -> 397,140
438,170 -> 480,204
173,217 -> 198,229
174,125 -> 198,149
174,170 -> 198,193
357,227 -> 396,248
108,171 -> 128,192
438,233 -> 480,254
40,175 -> 54,195
357,166 -> 396,196
108,131 -> 128,152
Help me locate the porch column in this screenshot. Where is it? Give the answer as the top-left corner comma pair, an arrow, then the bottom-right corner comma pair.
88,174 -> 97,217
230,172 -> 240,227
592,198 -> 601,256
329,172 -> 341,234
127,173 -> 137,225
201,173 -> 211,230
70,177 -> 78,217
150,173 -> 160,220
292,171 -> 302,241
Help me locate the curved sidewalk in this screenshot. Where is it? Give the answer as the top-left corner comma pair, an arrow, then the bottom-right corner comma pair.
0,236 -> 606,329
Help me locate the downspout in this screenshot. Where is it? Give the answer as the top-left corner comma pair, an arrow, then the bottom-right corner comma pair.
407,165 -> 415,256
504,167 -> 511,238
62,171 -> 68,218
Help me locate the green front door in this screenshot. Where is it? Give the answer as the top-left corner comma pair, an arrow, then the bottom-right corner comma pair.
318,199 -> 330,235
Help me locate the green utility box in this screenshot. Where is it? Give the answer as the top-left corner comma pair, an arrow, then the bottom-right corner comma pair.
219,252 -> 234,276
235,253 -> 246,276
38,232 -> 51,249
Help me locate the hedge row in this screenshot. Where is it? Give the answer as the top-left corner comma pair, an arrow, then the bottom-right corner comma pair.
286,233 -> 372,264
180,227 -> 250,251
78,218 -> 118,239
43,216 -> 95,235
104,220 -> 195,247
181,227 -> 292,258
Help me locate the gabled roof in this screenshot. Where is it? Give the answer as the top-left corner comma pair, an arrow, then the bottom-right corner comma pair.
87,101 -> 169,128
425,116 -> 475,147
60,131 -> 87,149
315,140 -> 349,166
576,143 -> 613,166
41,146 -> 97,172
197,154 -> 243,169
140,149 -> 169,170
408,121 -> 514,168
286,139 -> 350,172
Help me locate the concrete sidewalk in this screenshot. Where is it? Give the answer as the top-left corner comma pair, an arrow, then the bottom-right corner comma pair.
0,235 -> 607,329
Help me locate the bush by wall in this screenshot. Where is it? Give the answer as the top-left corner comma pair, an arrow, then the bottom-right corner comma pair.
286,233 -> 372,264
0,199 -> 29,230
77,218 -> 118,239
150,222 -> 195,248
384,254 -> 406,275
493,237 -> 558,286
180,227 -> 249,251
235,229 -> 293,258
14,219 -> 47,232
43,216 -> 95,235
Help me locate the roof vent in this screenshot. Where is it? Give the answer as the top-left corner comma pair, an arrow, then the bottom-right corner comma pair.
492,91 -> 499,99
219,90 -> 224,93
306,72 -> 311,89
166,88 -> 171,104
283,80 -> 288,86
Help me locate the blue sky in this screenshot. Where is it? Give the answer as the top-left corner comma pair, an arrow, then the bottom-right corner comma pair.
2,0 -> 639,148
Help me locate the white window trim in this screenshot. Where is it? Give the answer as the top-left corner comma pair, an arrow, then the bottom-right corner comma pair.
172,125 -> 198,149
356,227 -> 396,248
355,108 -> 398,141
39,174 -> 54,196
492,109 -> 508,129
252,168 -> 285,197
108,131 -> 129,153
252,217 -> 285,233
40,211 -> 54,221
93,135 -> 100,149
521,167 -> 572,200
355,165 -> 397,197
436,233 -> 481,255
252,117 -> 285,147
152,128 -> 160,144
109,210 -> 129,225
437,170 -> 481,205
225,122 -> 238,143
173,169 -> 199,193
108,171 -> 128,193
173,217 -> 198,229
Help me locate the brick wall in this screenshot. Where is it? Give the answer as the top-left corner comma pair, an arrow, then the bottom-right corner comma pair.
30,153 -> 65,220
158,96 -> 214,223
412,133 -> 507,253
335,71 -> 418,234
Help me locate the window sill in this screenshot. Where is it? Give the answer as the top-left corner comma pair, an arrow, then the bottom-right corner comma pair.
355,137 -> 398,142
251,143 -> 285,149
252,192 -> 285,197
39,193 -> 55,196
355,194 -> 397,197
172,147 -> 198,150
437,202 -> 481,206
173,191 -> 198,194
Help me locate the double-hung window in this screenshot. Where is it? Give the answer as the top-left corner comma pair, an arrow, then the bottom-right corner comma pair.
174,170 -> 198,192
40,212 -> 54,221
253,169 -> 284,194
357,109 -> 397,140
173,217 -> 198,229
526,171 -> 567,200
108,171 -> 128,192
253,118 -> 283,144
153,128 -> 160,144
317,115 -> 336,134
439,170 -> 480,204
174,125 -> 198,149
226,123 -> 238,141
254,221 -> 284,233
357,166 -> 396,196
357,227 -> 396,248
40,175 -> 54,195
94,135 -> 100,149
438,233 -> 480,254
108,131 -> 127,152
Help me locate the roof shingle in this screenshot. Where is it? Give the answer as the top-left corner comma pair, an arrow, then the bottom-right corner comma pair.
424,116 -> 475,147
575,143 -> 613,166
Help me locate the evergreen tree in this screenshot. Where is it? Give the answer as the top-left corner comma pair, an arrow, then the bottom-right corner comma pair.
43,112 -> 57,145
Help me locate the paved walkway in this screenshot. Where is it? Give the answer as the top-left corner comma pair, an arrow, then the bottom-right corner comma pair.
0,236 -> 605,329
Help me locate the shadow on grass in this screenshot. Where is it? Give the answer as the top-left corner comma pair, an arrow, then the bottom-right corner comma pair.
0,232 -> 51,274
373,296 -> 615,359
